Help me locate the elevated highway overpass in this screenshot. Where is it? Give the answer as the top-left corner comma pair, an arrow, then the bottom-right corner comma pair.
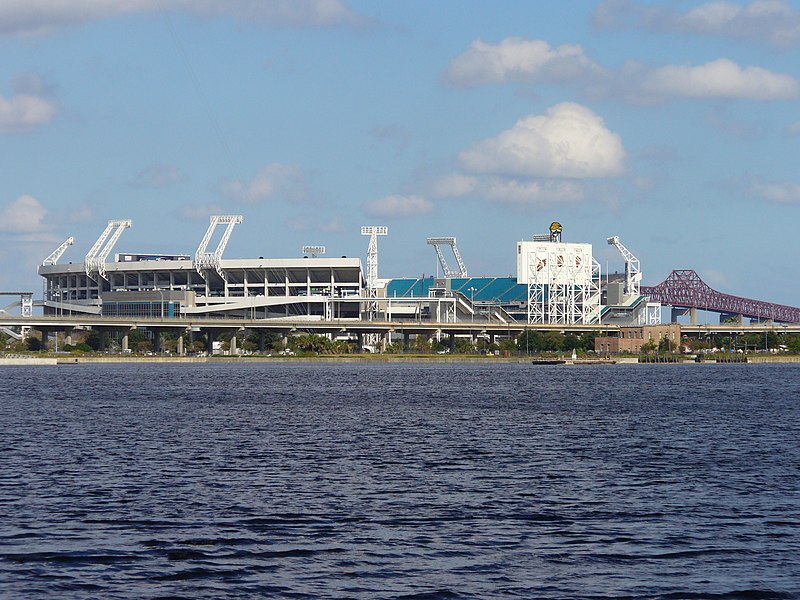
2,315 -> 798,354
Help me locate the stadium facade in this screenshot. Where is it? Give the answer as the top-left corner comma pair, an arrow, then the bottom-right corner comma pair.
37,216 -> 659,326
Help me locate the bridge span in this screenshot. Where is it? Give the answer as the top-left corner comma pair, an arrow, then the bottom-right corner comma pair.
642,270 -> 800,323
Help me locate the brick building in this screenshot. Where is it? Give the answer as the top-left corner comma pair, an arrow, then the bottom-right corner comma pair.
595,324 -> 681,355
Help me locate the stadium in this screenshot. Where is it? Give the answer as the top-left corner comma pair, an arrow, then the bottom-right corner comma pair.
37,216 -> 660,327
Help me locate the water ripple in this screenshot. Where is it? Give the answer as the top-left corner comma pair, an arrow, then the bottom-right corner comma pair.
1,363 -> 799,598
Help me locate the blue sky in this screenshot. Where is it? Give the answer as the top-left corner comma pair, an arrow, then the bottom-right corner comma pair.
2,0 -> 800,306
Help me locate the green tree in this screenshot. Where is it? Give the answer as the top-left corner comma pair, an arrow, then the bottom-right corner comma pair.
452,338 -> 476,354
414,334 -> 432,353
640,340 -> 657,354
240,339 -> 258,353
563,334 -> 581,351
785,334 -> 800,354
578,331 -> 599,351
127,330 -> 150,350
540,331 -> 565,352
517,330 -> 541,353
245,332 -> 282,352
86,330 -> 113,351
162,333 -> 179,354
499,338 -> 517,355
289,333 -> 333,354
332,339 -> 356,354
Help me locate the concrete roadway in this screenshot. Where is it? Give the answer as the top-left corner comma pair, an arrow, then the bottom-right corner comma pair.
2,314 -> 799,348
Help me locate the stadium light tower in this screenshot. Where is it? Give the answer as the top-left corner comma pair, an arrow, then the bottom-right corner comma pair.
361,226 -> 388,320
195,215 -> 243,281
426,237 -> 468,278
607,235 -> 641,298
42,237 -> 75,266
302,245 -> 326,258
85,220 -> 132,281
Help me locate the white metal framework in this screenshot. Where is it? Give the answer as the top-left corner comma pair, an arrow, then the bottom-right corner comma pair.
195,215 -> 243,280
43,237 -> 74,266
361,226 -> 387,320
302,245 -> 326,258
0,291 -> 33,340
640,302 -> 662,325
85,220 -> 132,280
426,237 -> 468,278
607,235 -> 641,299
522,241 -> 601,325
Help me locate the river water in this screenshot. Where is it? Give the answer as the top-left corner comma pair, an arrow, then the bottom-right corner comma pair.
1,362 -> 799,599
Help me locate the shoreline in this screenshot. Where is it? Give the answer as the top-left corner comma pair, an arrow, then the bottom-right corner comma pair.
2,354 -> 800,365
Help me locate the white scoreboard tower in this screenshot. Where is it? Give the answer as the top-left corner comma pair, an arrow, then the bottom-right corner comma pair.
517,222 -> 602,325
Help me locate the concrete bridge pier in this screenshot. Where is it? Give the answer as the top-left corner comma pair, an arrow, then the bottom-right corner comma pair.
258,331 -> 266,354
145,326 -> 184,354
39,327 -> 52,350
671,307 -> 698,324
152,330 -> 162,354
355,332 -> 363,353
37,326 -> 76,351
205,330 -> 216,355
91,326 -> 114,352
719,312 -> 743,325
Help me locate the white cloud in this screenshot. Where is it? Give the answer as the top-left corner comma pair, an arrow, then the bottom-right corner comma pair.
319,216 -> 345,233
443,36 -> 800,105
0,195 -> 49,232
593,0 -> 800,48
364,195 -> 432,219
642,59 -> 799,100
0,0 -> 364,36
459,102 -> 625,179
428,104 -> 624,207
131,163 -> 183,189
190,0 -> 365,28
481,178 -> 586,204
0,92 -> 56,132
750,181 -> 800,203
432,173 -> 478,197
432,173 -> 587,206
787,121 -> 800,135
445,37 -> 603,87
221,163 -> 307,203
286,218 -> 310,232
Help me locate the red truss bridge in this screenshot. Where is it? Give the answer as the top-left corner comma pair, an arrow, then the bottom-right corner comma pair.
641,270 -> 800,324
